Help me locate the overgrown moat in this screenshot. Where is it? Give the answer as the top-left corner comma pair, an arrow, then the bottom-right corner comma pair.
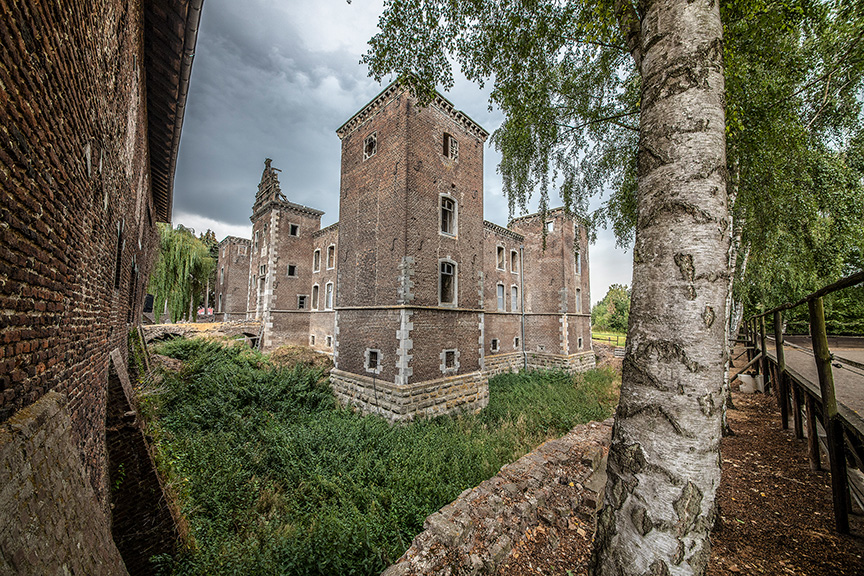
138,339 -> 618,575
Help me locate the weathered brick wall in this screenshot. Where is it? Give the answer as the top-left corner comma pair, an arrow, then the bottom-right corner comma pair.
382,420 -> 612,575
0,392 -> 129,575
1,0 -> 158,510
216,236 -> 250,320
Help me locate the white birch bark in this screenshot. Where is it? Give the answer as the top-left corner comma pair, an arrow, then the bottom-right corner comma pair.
591,0 -> 729,573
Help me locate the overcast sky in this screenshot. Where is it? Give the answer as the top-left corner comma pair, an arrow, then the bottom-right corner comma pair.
172,0 -> 632,305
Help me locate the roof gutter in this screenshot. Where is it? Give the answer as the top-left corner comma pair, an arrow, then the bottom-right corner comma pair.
164,0 -> 204,223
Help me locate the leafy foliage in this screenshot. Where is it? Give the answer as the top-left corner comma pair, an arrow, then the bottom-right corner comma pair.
143,339 -> 617,575
147,224 -> 216,322
591,284 -> 631,333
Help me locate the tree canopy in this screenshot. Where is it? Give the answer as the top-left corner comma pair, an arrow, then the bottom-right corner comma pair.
148,224 -> 216,323
591,284 -> 631,333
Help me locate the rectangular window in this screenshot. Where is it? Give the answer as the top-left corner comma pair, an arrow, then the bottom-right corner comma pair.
445,350 -> 456,368
365,348 -> 382,374
511,286 -> 519,311
287,264 -> 297,277
440,261 -> 456,305
545,220 -> 554,233
218,293 -> 222,313
298,295 -> 307,309
496,284 -> 505,311
325,282 -> 334,310
441,196 -> 456,235
514,336 -> 520,349
327,245 -> 335,269
575,249 -> 581,274
326,335 -> 332,347
578,336 -> 584,350
289,224 -> 299,236
364,132 -> 377,160
496,246 -> 505,270
310,335 -> 316,345
312,285 -> 319,310
254,230 -> 259,251
490,339 -> 499,353
259,265 -> 266,276
220,266 -> 224,284
511,250 -> 519,273
313,249 -> 321,272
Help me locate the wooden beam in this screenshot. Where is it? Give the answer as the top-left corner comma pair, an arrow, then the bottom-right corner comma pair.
806,393 -> 821,471
809,296 -> 849,534
773,311 -> 789,429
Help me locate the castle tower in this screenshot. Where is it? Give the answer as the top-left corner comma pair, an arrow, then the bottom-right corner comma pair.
247,159 -> 325,349
329,83 -> 491,421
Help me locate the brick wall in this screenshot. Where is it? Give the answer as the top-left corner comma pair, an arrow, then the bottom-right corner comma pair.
216,236 -> 250,320
0,392 -> 128,575
0,0 -> 159,510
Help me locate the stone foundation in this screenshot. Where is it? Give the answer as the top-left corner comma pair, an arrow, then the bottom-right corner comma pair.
329,369 -> 489,422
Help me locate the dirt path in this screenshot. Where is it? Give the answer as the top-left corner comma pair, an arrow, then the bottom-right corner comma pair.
496,389 -> 864,575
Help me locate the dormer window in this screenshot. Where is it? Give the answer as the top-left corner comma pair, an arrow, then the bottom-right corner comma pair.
443,133 -> 458,160
364,132 -> 377,160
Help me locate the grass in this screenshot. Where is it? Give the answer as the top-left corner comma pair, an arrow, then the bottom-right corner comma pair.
591,330 -> 627,346
142,339 -> 619,576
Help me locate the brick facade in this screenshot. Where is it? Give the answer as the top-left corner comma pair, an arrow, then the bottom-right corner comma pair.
215,236 -> 251,321
217,83 -> 594,421
1,0 -> 201,571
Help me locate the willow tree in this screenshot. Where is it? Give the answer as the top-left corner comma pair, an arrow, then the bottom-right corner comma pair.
148,224 -> 216,323
365,1 -> 729,574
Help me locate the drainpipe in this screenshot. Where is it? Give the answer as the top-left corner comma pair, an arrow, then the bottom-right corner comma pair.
520,245 -> 526,370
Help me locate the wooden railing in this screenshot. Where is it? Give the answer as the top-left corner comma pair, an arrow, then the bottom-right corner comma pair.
742,270 -> 864,534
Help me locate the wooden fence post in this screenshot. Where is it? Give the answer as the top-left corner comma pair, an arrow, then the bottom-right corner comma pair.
773,311 -> 789,430
805,394 -> 821,471
808,296 -> 849,534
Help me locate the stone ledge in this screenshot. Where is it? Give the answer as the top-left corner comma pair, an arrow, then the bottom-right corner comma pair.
381,419 -> 613,575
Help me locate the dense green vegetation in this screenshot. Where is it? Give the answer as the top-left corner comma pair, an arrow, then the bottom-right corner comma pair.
144,339 -> 618,576
591,284 -> 631,334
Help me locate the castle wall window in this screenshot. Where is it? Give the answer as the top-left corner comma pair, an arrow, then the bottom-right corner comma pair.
575,248 -> 581,274
490,339 -> 499,353
365,348 -> 382,374
313,249 -> 321,272
578,336 -> 584,350
443,133 -> 458,160
440,348 -> 460,374
298,295 -> 307,309
576,288 -> 582,313
496,283 -> 505,311
511,285 -> 519,311
545,220 -> 554,233
289,224 -> 299,236
326,335 -> 332,348
511,250 -> 519,273
259,265 -> 266,276
496,246 -> 505,270
310,334 -> 315,345
439,260 -> 457,306
327,245 -> 335,269
287,264 -> 297,277
440,195 -> 456,236
218,293 -> 222,313
325,282 -> 334,310
254,230 -> 259,251
312,285 -> 319,310
514,336 -> 520,349
220,266 -> 224,284
364,132 -> 377,160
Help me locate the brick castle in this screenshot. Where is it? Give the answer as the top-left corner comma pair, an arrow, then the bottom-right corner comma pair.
216,83 -> 594,421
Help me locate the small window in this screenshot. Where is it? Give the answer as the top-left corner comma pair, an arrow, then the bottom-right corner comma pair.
325,282 -> 334,310
578,337 -> 584,350
511,250 -> 519,273
287,264 -> 297,277
298,295 -> 307,309
496,246 -> 505,270
220,266 -> 224,284
239,245 -> 247,255
545,220 -> 554,233
445,350 -> 456,367
443,133 -> 458,160
365,348 -> 382,374
327,245 -> 335,269
496,283 -> 505,311
440,261 -> 456,305
514,336 -> 520,349
575,249 -> 582,275
441,196 -> 456,235
259,265 -> 266,276
254,230 -> 260,251
440,348 -> 459,374
313,249 -> 321,272
218,293 -> 222,313
576,288 -> 582,314
289,224 -> 299,236
511,286 -> 519,311
312,285 -> 319,310
490,339 -> 499,353
364,132 -> 377,160
326,335 -> 332,348
310,335 -> 316,345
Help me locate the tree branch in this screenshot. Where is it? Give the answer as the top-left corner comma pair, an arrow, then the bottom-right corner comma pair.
554,111 -> 639,132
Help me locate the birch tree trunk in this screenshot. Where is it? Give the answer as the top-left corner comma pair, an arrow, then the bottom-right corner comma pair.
591,0 -> 729,573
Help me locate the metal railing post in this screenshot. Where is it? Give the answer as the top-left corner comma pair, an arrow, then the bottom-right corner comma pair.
808,296 -> 849,534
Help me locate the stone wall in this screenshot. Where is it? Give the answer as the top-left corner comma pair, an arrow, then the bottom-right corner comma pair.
329,368 -> 489,423
382,420 -> 613,575
0,392 -> 128,575
216,236 -> 251,319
